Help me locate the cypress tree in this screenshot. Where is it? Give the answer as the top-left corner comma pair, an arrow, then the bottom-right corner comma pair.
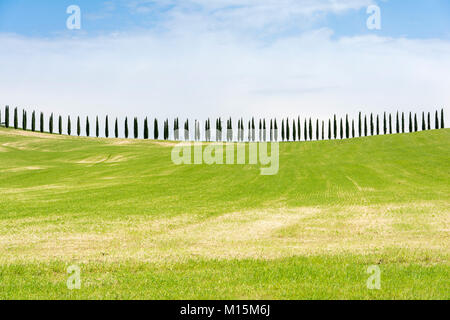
376,115 -> 380,135
389,114 -> 392,134
67,116 -> 71,136
85,116 -> 90,137
315,119 -> 319,140
364,115 -> 367,136
340,118 -> 343,139
22,110 -> 27,130
40,112 -> 44,133
370,113 -> 373,136
435,110 -> 439,129
154,118 -> 159,140
297,117 -> 301,141
309,118 -> 313,141
258,119 -> 262,142
427,112 -> 431,130
77,116 -> 81,136
115,118 -> 118,138
383,112 -> 387,135
441,109 -> 445,129
352,119 -> 355,138
396,112 -> 399,133
134,117 -> 138,139
144,117 -> 149,139
32,111 -> 36,132
304,119 -> 308,141
409,112 -> 413,132
292,119 -> 296,142
328,119 -> 331,140
402,112 -> 405,133
251,117 -> 255,142
58,115 -> 62,134
49,113 -> 53,134
333,114 -> 337,139
414,114 -> 418,132
322,120 -> 325,140
286,118 -> 290,141
5,106 -> 9,128
422,112 -> 426,131
96,116 -> 100,138
14,107 -> 18,129
345,115 -> 349,139
105,116 -> 109,138
358,112 -> 362,137
274,119 -> 278,142
281,119 -> 285,141
263,119 -> 267,142
124,117 -> 128,138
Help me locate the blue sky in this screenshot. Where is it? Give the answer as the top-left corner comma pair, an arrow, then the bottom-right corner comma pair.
0,0 -> 449,127
1,0 -> 449,39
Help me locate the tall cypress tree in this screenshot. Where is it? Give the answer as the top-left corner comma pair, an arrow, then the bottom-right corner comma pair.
358,112 -> 362,137
297,117 -> 301,141
333,114 -> 337,139
14,107 -> 18,129
251,117 -> 255,142
383,112 -> 387,135
304,119 -> 308,141
5,106 -> 9,128
414,114 -> 418,132
422,112 -> 426,131
154,118 -> 159,140
31,111 -> 36,132
396,112 -> 399,133
270,119 -> 273,142
352,119 -> 355,138
376,115 -> 379,135
309,118 -> 313,141
292,119 -> 296,142
402,112 -> 405,133
340,118 -> 343,139
134,117 -> 138,139
370,113 -> 373,136
22,110 -> 27,130
328,119 -> 332,140
281,119 -> 285,141
345,115 -> 349,139
144,117 -> 149,139
286,118 -> 290,141
316,119 -> 319,141
364,115 -> 368,136
115,118 -> 118,138
427,112 -> 431,130
85,116 -> 90,137
435,110 -> 439,129
263,119 -> 267,142
322,120 -> 325,140
274,119 -> 278,142
105,116 -> 109,138
77,116 -> 81,136
389,114 -> 392,134
58,115 -> 62,135
96,116 -> 100,138
124,117 -> 128,138
441,109 -> 445,129
49,113 -> 54,134
409,112 -> 413,132
40,112 -> 44,133
67,116 -> 71,136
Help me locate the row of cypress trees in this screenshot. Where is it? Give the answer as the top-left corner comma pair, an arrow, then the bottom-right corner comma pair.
0,106 -> 446,141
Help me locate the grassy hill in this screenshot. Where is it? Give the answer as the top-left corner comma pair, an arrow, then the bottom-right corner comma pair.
0,127 -> 448,299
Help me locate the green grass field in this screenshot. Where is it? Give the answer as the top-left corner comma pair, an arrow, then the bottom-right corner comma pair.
0,127 -> 448,299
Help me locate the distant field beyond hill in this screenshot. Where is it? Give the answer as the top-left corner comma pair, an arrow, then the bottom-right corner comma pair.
0,127 -> 448,299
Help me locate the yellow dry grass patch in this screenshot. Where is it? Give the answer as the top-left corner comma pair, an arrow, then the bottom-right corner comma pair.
0,202 -> 448,264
